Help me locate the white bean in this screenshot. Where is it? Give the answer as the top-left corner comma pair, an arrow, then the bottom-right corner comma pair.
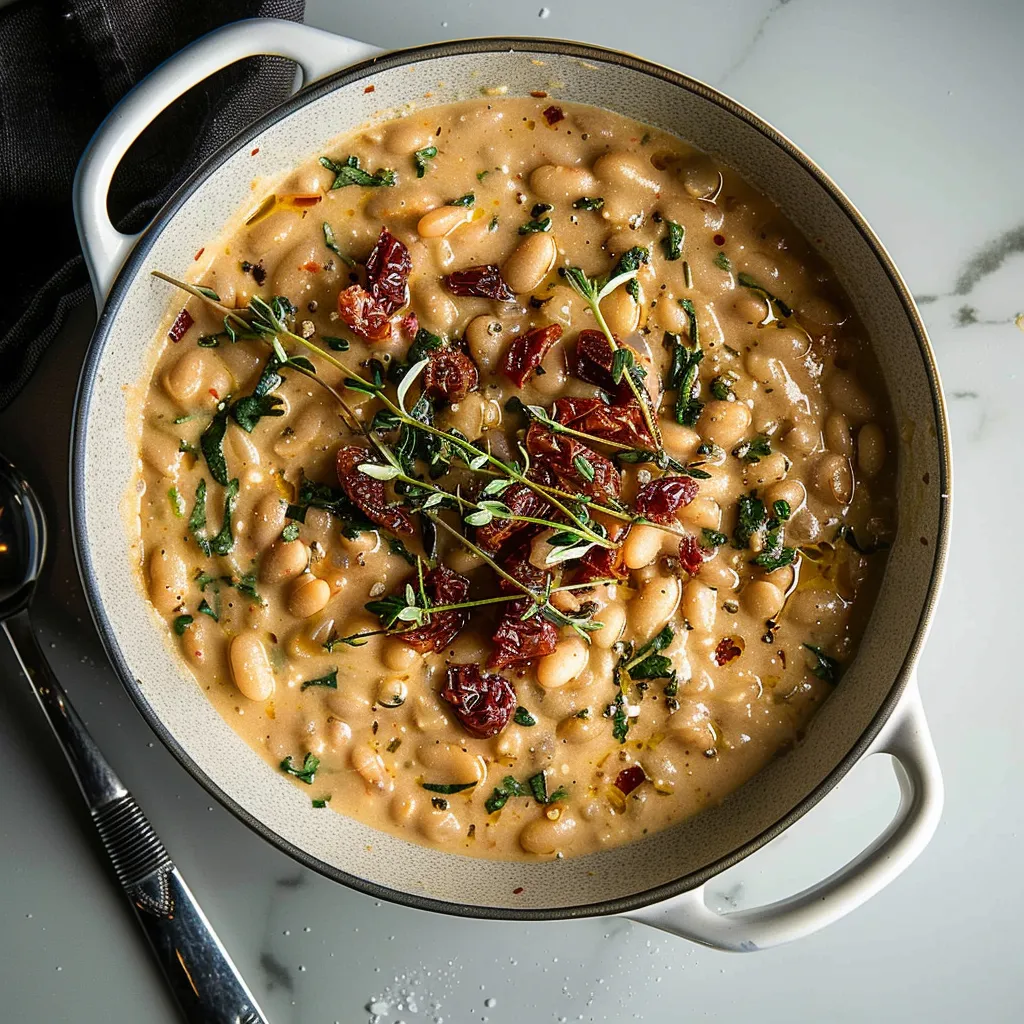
537,637 -> 590,689
229,632 -> 275,702
503,232 -> 557,293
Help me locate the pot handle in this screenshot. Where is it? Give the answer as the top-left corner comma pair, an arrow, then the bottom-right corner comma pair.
627,675 -> 942,950
73,18 -> 381,302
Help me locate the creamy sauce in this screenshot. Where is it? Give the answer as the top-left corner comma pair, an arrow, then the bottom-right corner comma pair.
135,98 -> 894,860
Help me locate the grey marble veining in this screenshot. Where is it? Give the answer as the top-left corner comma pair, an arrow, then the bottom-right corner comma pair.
2,1 -> 1023,1021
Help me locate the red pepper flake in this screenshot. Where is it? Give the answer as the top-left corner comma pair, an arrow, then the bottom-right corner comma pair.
364,84 -> 375,93
530,90 -> 549,98
713,233 -> 725,246
513,887 -> 525,895
614,765 -> 646,796
193,247 -> 205,261
250,147 -> 260,156
542,105 -> 565,126
208,388 -> 219,400
714,637 -> 743,666
300,260 -> 322,273
168,308 -> 194,342
284,193 -> 323,208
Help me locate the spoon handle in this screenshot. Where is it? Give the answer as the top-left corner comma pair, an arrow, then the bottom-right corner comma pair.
3,611 -> 269,1024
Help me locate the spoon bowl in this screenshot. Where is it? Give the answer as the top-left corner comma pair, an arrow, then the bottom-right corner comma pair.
0,454 -> 47,618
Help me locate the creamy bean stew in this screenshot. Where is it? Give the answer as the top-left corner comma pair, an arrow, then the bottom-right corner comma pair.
138,98 -> 895,860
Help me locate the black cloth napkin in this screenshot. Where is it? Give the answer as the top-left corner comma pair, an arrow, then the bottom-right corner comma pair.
0,0 -> 305,410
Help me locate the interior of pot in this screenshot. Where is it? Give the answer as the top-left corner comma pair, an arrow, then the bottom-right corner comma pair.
74,39 -> 948,917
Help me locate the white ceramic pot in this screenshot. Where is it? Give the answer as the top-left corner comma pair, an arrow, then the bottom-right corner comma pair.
71,18 -> 951,951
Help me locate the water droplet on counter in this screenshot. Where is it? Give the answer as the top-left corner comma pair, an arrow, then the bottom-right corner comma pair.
485,997 -> 497,1008
539,6 -> 551,16
367,1000 -> 390,1015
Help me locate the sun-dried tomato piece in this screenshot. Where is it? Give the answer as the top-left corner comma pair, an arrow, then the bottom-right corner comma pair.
444,265 -> 515,301
488,601 -> 559,669
474,483 -> 552,553
336,445 -> 414,534
422,347 -> 479,404
396,566 -> 470,652
714,637 -> 743,666
542,105 -> 565,126
678,533 -> 705,576
336,227 -> 412,342
614,765 -> 646,795
525,425 -> 621,499
575,541 -> 629,584
551,395 -> 653,448
336,284 -> 394,342
168,308 -> 194,342
634,476 -> 699,524
574,329 -> 619,392
500,323 -> 563,387
365,227 -> 411,315
496,536 -> 550,595
441,664 -> 517,738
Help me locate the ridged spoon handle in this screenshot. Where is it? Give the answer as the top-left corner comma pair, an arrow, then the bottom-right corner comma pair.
3,611 -> 269,1024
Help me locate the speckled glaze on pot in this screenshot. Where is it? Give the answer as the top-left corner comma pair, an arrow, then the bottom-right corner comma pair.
71,25 -> 950,937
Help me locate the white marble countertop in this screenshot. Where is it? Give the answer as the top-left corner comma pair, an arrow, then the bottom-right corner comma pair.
2,1 -> 1022,1021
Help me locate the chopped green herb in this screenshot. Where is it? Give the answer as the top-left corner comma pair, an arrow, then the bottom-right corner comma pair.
609,692 -> 630,743
527,771 -> 550,804
665,320 -> 704,428
531,202 -> 553,219
414,146 -> 438,177
194,285 -> 220,301
737,272 -> 793,318
710,373 -> 736,401
300,669 -> 338,691
311,797 -> 331,809
733,434 -> 772,463
572,196 -> 604,211
282,523 -> 300,542
319,154 -> 396,189
188,479 -> 211,556
208,479 -> 240,556
733,491 -> 767,549
421,781 -> 477,794
751,529 -> 796,572
772,499 -> 792,521
199,400 -> 231,485
485,775 -> 526,813
701,528 -> 728,549
280,752 -> 320,784
838,525 -> 891,555
519,216 -> 551,234
573,454 -> 596,483
661,220 -> 685,261
197,598 -> 218,621
488,215 -> 499,232
323,335 -> 350,351
322,222 -> 355,268
714,251 -> 732,272
611,246 -> 650,301
611,347 -> 634,385
386,737 -> 402,753
476,169 -> 490,182
623,625 -> 676,684
513,706 -> 537,727
803,644 -> 840,684
449,192 -> 475,207
196,334 -> 220,348
173,615 -> 193,635
168,486 -> 185,518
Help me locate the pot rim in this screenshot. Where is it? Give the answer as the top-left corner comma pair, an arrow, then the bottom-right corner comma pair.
71,34 -> 952,921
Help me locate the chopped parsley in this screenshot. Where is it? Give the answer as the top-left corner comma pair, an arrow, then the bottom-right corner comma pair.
714,251 -> 732,272
772,499 -> 791,521
710,373 -> 737,401
323,335 -> 350,351
701,528 -> 728,549
803,644 -> 840,684
421,781 -> 477,794
280,752 -> 319,784
737,272 -> 793,318
733,434 -> 772,463
573,196 -> 604,211
661,220 -> 685,261
513,706 -> 537,727
199,400 -> 231,484
168,486 -> 185,518
282,522 -> 300,542
319,154 -> 396,189
519,216 -> 551,234
733,491 -> 767,549
665,320 -> 704,427
311,797 -> 331,808
527,771 -> 568,806
485,775 -> 526,813
611,246 -> 650,301
449,192 -> 475,207
321,222 -> 355,267
414,146 -> 438,177
300,669 -> 338,691
172,615 -> 193,635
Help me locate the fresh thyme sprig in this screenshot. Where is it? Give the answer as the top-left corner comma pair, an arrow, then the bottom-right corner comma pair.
561,263 -> 662,448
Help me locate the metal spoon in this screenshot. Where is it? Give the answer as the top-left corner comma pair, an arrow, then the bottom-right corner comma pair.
0,453 -> 268,1024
